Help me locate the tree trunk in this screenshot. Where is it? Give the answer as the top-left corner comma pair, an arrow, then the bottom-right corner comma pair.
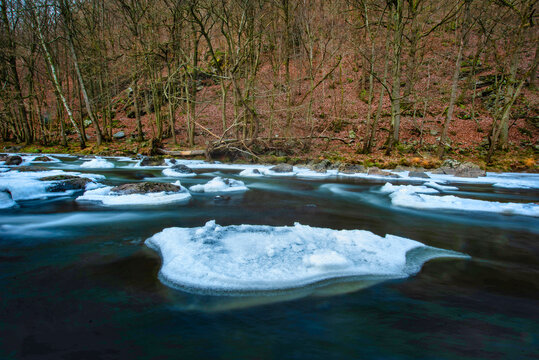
33,6 -> 85,148
437,36 -> 464,158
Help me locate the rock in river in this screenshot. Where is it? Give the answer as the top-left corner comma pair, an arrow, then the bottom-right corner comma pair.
111,182 -> 182,195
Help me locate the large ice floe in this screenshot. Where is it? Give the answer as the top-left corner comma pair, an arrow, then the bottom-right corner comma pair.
380,183 -> 539,217
80,157 -> 115,168
77,180 -> 191,206
145,220 -> 468,294
189,177 -> 248,193
0,169 -> 102,206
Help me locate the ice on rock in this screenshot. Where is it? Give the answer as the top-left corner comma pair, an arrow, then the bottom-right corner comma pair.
239,168 -> 265,177
0,169 -> 102,202
77,183 -> 191,206
189,177 -> 248,193
80,157 -> 114,168
162,165 -> 197,177
145,221 -> 468,293
381,183 -> 539,217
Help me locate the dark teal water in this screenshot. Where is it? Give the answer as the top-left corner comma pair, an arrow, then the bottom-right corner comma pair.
0,157 -> 538,359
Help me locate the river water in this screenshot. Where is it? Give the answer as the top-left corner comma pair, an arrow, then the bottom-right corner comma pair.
0,155 -> 537,359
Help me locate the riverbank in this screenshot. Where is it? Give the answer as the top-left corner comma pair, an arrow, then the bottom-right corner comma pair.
1,140 -> 537,173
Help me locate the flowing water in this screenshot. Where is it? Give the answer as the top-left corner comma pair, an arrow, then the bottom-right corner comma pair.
0,155 -> 538,359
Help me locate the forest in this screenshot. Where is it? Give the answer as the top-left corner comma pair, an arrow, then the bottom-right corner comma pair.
0,0 -> 537,166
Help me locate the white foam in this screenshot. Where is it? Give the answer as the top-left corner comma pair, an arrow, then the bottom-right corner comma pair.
145,221 -> 467,292
189,177 -> 248,193
80,157 -> 114,168
381,183 -> 539,217
77,185 -> 192,206
0,191 -> 16,209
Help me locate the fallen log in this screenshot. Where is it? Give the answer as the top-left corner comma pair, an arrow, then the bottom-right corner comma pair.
157,148 -> 206,156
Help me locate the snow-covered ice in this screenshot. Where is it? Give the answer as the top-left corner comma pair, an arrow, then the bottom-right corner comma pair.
381,183 -> 539,217
0,169 -> 102,202
189,177 -> 248,193
77,183 -> 192,206
80,157 -> 115,168
145,220 -> 468,293
162,166 -> 197,177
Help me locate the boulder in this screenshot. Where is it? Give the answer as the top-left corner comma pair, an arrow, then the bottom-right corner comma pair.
454,162 -> 485,178
270,163 -> 293,173
442,159 -> 460,168
408,171 -> 430,179
338,163 -> 367,174
3,146 -> 22,152
139,156 -> 167,166
40,175 -> 93,192
34,156 -> 54,162
4,155 -> 23,166
113,131 -> 126,139
170,164 -> 195,175
431,167 -> 455,175
307,160 -> 331,173
111,182 -> 181,195
394,165 -> 414,172
432,160 -> 460,175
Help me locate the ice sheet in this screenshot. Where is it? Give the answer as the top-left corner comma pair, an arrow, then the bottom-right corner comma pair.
189,177 -> 248,193
0,169 -> 102,201
146,221 -> 468,293
381,183 -> 539,217
76,185 -> 192,206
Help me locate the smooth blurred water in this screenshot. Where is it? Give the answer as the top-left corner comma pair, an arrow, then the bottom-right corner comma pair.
0,156 -> 538,359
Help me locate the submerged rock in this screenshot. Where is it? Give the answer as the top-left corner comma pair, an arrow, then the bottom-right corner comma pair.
214,195 -> 231,202
140,156 -> 167,166
111,182 -> 181,195
5,155 -> 23,166
40,175 -> 93,192
13,166 -> 50,172
270,163 -> 293,173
